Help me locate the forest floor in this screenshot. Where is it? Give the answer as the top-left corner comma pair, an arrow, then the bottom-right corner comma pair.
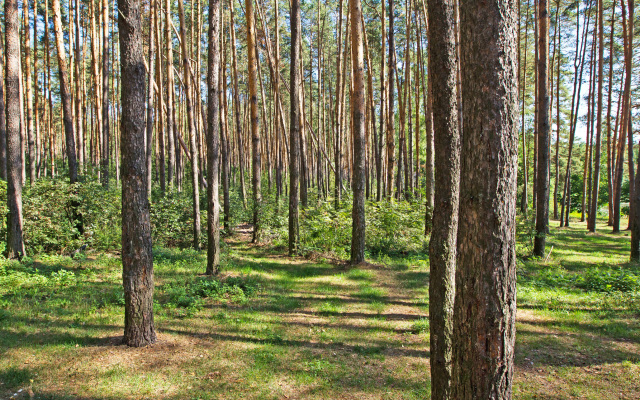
1,219 -> 639,399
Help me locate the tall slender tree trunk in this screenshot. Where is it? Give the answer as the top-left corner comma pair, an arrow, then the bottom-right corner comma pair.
118,0 -> 156,347
452,0 -> 518,396
588,0 -> 604,232
350,0 -> 366,264
178,0 -> 202,249
426,0 -> 460,394
75,0 -> 84,172
102,0 -> 110,187
165,0 -> 176,188
207,0 -> 221,273
146,0 -> 156,198
533,0 -> 550,257
289,0 -> 301,255
24,0 -> 36,184
386,0 -> 396,199
0,18 -> 7,181
52,0 -> 79,184
246,0 -> 261,243
5,0 -> 25,258
229,0 -> 247,208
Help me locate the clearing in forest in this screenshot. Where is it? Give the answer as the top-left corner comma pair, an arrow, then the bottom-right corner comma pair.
0,221 -> 639,399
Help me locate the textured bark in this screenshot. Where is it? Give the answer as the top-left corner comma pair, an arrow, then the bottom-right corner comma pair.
386,0 -> 396,199
350,0 -> 366,264
334,0 -> 344,208
75,0 -> 84,172
146,0 -> 156,198
452,0 -> 518,397
178,0 -> 202,249
289,0 -> 301,255
119,0 -> 156,347
165,0 -> 176,188
207,0 -> 221,274
588,0 -> 604,232
377,0 -> 386,201
102,0 -> 111,187
246,0 -> 261,243
533,0 -> 550,257
5,0 -> 25,258
23,0 -> 36,184
229,1 -> 247,209
221,23 -> 231,233
0,25 -> 7,180
426,0 -> 460,396
52,0 -> 79,184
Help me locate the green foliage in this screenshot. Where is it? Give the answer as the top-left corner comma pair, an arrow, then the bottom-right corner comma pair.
521,266 -> 640,293
161,274 -> 261,312
150,189 -> 198,248
263,193 -> 426,258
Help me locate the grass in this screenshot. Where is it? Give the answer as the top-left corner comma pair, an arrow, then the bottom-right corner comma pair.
0,218 -> 639,399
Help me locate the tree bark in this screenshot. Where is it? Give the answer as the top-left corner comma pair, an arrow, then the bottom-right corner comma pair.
52,0 -> 79,184
178,0 -> 202,249
426,0 -> 460,394
452,0 -> 518,397
533,0 -> 550,257
5,0 -> 25,258
289,0 -> 301,255
386,0 -> 396,199
102,0 -> 111,187
207,0 -> 221,273
350,0 -> 366,264
23,0 -> 36,184
119,0 -> 156,347
246,0 -> 261,243
0,22 -> 7,181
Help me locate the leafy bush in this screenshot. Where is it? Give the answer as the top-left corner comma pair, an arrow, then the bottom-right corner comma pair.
162,274 -> 261,311
263,194 -> 426,258
520,265 -> 639,293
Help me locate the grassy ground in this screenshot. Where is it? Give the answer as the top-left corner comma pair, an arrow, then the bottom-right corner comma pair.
1,220 -> 639,399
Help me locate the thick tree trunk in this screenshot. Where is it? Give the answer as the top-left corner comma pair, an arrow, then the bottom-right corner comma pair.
533,0 -> 550,257
426,0 -> 460,395
207,0 -> 221,274
52,0 -> 79,184
119,0 -> 156,347
452,0 -> 518,397
5,0 -> 25,258
289,0 -> 301,255
350,0 -> 366,264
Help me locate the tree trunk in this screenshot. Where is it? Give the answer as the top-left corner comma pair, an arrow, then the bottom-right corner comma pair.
178,0 -> 202,249
289,0 -> 301,255
246,0 -> 261,243
5,0 -> 25,258
533,0 -> 550,257
588,0 -> 604,232
52,0 -> 79,184
350,0 -> 366,264
230,0 -> 247,209
102,0 -> 111,187
118,0 -> 156,347
207,0 -> 221,273
146,0 -> 156,198
452,0 -> 518,397
23,0 -> 36,184
386,0 -> 396,199
426,0 -> 460,394
0,22 -> 7,181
